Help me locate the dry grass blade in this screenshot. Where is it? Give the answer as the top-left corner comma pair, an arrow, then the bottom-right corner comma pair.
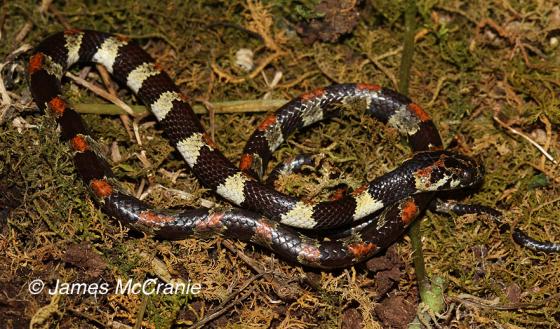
65,72 -> 136,116
493,116 -> 558,164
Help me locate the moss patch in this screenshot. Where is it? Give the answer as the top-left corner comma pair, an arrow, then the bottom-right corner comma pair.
0,1 -> 558,328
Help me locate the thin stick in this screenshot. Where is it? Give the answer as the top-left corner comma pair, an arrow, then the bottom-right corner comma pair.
531,195 -> 560,213
540,114 -> 553,168
426,75 -> 458,107
48,2 -> 71,30
191,274 -> 262,329
72,99 -> 288,116
363,44 -> 402,90
493,116 -> 558,164
97,62 -> 135,140
0,64 -> 11,124
369,56 -> 398,90
375,46 -> 403,61
65,72 -> 136,116
211,52 -> 282,84
221,240 -> 298,301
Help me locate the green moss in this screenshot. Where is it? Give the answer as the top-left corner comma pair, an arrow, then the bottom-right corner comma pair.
1,0 -> 559,328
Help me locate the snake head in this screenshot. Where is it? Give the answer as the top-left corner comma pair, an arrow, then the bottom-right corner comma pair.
408,151 -> 484,192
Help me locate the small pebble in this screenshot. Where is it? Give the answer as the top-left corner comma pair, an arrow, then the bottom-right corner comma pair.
235,48 -> 254,71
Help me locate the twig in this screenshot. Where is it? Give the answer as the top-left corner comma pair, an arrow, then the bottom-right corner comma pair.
72,99 -> 287,116
4,43 -> 33,62
530,196 -> 560,213
48,3 -> 71,29
222,240 -> 263,271
539,114 -> 553,169
132,116 -> 146,146
476,18 -> 512,43
363,47 -> 403,89
14,0 -> 52,43
0,63 -> 11,124
197,98 -> 216,141
221,240 -> 298,301
493,116 -> 558,164
124,33 -> 179,52
451,293 -> 550,310
275,70 -> 319,89
65,72 -> 136,116
375,46 -> 403,61
38,0 -> 52,13
191,274 -> 262,328
66,308 -> 105,327
368,56 -> 398,90
14,22 -> 33,43
426,75 -> 458,108
207,21 -> 264,42
211,52 -> 282,84
97,62 -> 135,141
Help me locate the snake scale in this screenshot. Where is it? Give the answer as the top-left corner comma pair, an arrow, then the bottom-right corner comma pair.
27,30 -> 559,269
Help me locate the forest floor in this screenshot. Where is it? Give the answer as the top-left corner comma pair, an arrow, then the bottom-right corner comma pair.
1,1 -> 559,328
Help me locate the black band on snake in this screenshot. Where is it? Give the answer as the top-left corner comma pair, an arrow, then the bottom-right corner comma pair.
27,30 -> 560,269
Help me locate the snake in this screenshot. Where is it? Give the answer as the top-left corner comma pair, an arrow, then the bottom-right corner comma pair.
26,30 -> 559,269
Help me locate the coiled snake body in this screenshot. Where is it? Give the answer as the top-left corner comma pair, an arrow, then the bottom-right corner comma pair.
27,30 -> 559,269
